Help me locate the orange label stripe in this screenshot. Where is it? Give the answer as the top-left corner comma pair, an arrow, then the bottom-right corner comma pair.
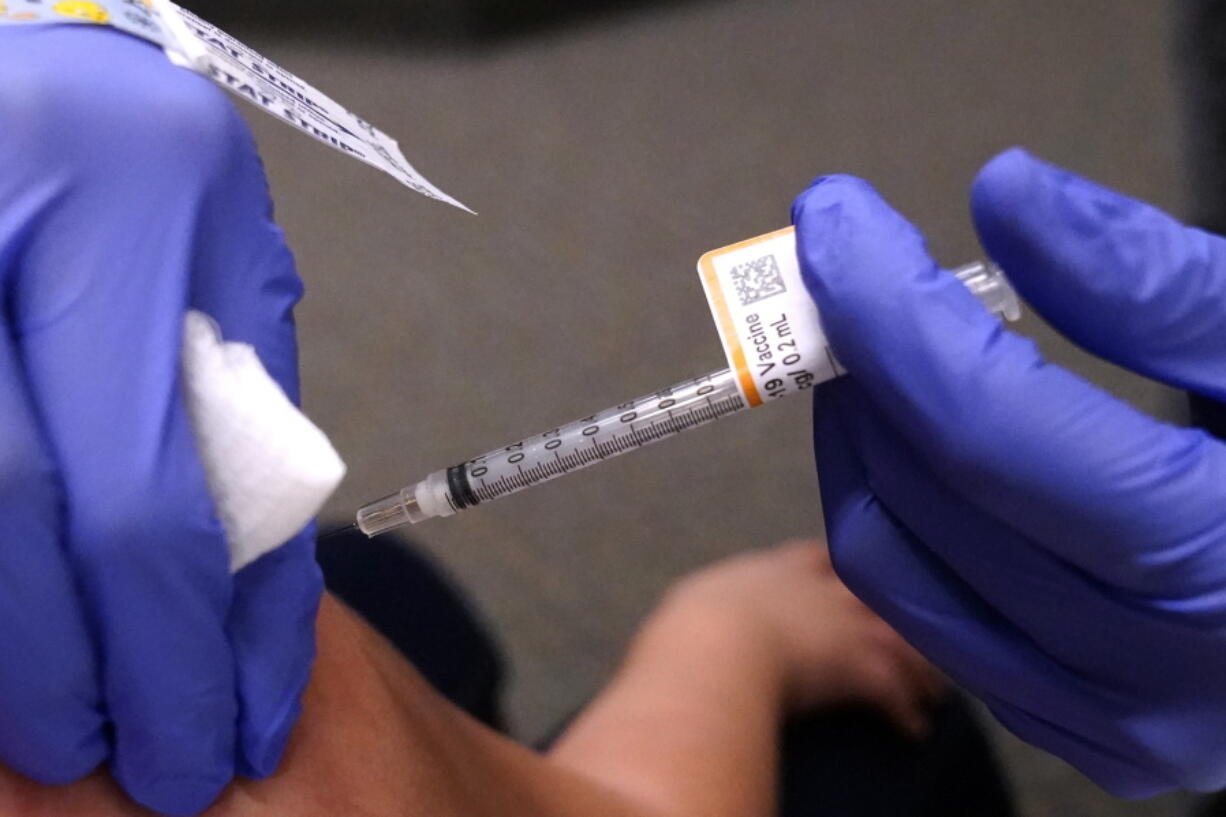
700,263 -> 761,407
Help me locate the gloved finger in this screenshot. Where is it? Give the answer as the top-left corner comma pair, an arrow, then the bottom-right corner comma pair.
794,177 -> 1226,597
972,148 -> 1226,400
830,378 -> 1226,705
831,380 -> 1226,791
987,698 -> 1181,796
25,317 -> 235,817
226,532 -> 320,777
813,380 -> 1172,795
0,322 -> 105,783
11,30 -> 246,815
184,98 -> 322,778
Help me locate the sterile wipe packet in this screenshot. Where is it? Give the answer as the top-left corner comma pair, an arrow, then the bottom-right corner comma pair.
0,0 -> 471,212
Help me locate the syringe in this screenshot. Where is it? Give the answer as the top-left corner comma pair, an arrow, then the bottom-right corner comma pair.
351,258 -> 1020,537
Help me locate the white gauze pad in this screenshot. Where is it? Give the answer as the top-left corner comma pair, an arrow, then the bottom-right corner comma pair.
181,310 -> 346,572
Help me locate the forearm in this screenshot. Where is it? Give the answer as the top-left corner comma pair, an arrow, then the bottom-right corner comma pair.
549,597 -> 785,817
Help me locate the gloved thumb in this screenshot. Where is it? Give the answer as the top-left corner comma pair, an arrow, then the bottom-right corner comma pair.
972,147 -> 1226,401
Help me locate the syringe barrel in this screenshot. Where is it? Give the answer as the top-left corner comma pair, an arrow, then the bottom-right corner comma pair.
355,259 -> 1020,533
442,368 -> 744,516
355,369 -> 743,531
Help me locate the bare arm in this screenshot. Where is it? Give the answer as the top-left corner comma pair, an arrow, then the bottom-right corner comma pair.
550,595 -> 784,817
0,543 -> 937,817
550,542 -> 941,817
0,595 -> 639,817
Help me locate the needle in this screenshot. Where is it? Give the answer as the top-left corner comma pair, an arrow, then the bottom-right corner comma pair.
319,523 -> 359,541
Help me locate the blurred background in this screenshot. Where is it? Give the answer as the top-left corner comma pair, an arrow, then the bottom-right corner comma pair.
183,0 -> 1212,814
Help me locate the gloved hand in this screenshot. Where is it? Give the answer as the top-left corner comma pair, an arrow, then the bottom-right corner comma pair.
0,25 -> 322,816
792,148 -> 1226,797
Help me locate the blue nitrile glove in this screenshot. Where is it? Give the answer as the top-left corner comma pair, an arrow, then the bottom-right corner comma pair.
0,25 -> 322,816
792,148 -> 1226,797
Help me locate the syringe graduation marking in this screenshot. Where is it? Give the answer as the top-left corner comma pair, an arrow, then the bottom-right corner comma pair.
464,380 -> 746,505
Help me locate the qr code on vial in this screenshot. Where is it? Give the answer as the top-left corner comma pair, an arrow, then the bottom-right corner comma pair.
731,254 -> 787,307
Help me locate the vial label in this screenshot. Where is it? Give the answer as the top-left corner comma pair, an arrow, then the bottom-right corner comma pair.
0,0 -> 470,212
696,227 -> 841,407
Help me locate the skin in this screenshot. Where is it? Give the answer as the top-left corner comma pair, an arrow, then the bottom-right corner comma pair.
0,541 -> 942,817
